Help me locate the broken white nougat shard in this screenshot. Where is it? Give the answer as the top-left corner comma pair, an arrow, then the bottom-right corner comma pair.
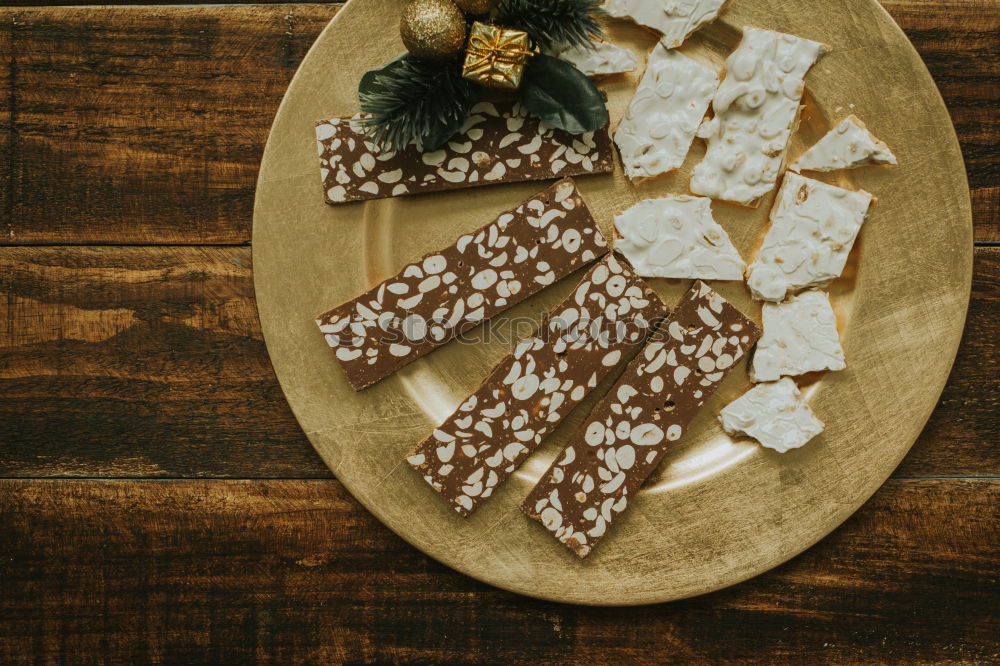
545,40 -> 637,76
746,172 -> 874,302
790,115 -> 898,172
614,196 -> 745,280
750,290 -> 845,382
605,0 -> 727,48
615,46 -> 718,180
691,28 -> 827,206
719,378 -> 824,453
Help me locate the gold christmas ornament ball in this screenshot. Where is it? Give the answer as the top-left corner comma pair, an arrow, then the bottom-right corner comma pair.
453,0 -> 498,14
400,0 -> 468,60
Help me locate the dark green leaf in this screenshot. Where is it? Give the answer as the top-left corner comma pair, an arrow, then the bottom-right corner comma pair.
422,108 -> 472,151
518,54 -> 608,134
358,54 -> 475,151
358,58 -> 398,97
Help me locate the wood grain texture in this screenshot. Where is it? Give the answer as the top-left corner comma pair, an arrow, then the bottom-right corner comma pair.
0,246 -> 329,477
880,0 -> 1000,242
0,1 -> 997,244
911,245 -> 999,475
1,245 -> 996,479
0,478 -> 996,664
0,1 -> 994,657
1,5 -> 339,244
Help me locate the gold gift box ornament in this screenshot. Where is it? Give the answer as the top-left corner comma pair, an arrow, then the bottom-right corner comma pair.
462,21 -> 534,90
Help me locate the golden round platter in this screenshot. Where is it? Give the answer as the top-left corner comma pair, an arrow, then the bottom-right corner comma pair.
252,0 -> 972,604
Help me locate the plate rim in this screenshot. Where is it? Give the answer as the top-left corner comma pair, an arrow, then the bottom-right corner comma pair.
252,0 -> 973,605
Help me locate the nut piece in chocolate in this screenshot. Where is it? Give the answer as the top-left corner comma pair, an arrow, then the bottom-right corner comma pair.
317,101 -> 615,205
406,254 -> 669,516
522,280 -> 761,557
316,178 -> 609,391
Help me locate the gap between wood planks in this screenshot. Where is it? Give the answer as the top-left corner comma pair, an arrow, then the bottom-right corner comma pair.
0,475 -> 998,480
0,246 -> 997,479
0,478 -> 996,663
0,2 -> 995,477
0,2 -> 996,243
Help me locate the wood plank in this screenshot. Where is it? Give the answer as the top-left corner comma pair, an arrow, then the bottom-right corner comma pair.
0,2 -> 997,244
0,478 -> 996,663
881,0 -> 1000,242
1,246 -> 997,478
0,246 -> 330,477
910,245 -> 999,475
1,5 -> 339,244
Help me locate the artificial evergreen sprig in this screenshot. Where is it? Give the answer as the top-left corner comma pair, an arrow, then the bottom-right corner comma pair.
359,54 -> 475,151
358,0 -> 610,151
494,0 -> 606,50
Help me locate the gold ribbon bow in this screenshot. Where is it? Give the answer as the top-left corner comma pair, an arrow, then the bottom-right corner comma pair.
462,22 -> 534,90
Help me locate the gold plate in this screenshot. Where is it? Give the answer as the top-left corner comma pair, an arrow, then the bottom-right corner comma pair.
252,0 -> 972,604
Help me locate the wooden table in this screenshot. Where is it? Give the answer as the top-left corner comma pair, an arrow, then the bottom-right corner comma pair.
1,1 -> 997,662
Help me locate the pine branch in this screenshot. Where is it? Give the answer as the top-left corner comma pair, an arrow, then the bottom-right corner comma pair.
495,0 -> 606,50
358,55 -> 476,152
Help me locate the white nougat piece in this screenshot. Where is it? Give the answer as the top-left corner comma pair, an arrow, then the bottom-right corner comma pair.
750,290 -> 845,382
545,40 -> 638,76
615,46 -> 718,180
614,196 -> 745,280
790,115 -> 898,172
605,0 -> 727,48
719,378 -> 824,453
691,28 -> 827,206
747,172 -> 874,302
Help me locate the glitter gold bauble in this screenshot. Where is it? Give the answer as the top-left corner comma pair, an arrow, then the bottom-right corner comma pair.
453,0 -> 498,14
400,0 -> 468,60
